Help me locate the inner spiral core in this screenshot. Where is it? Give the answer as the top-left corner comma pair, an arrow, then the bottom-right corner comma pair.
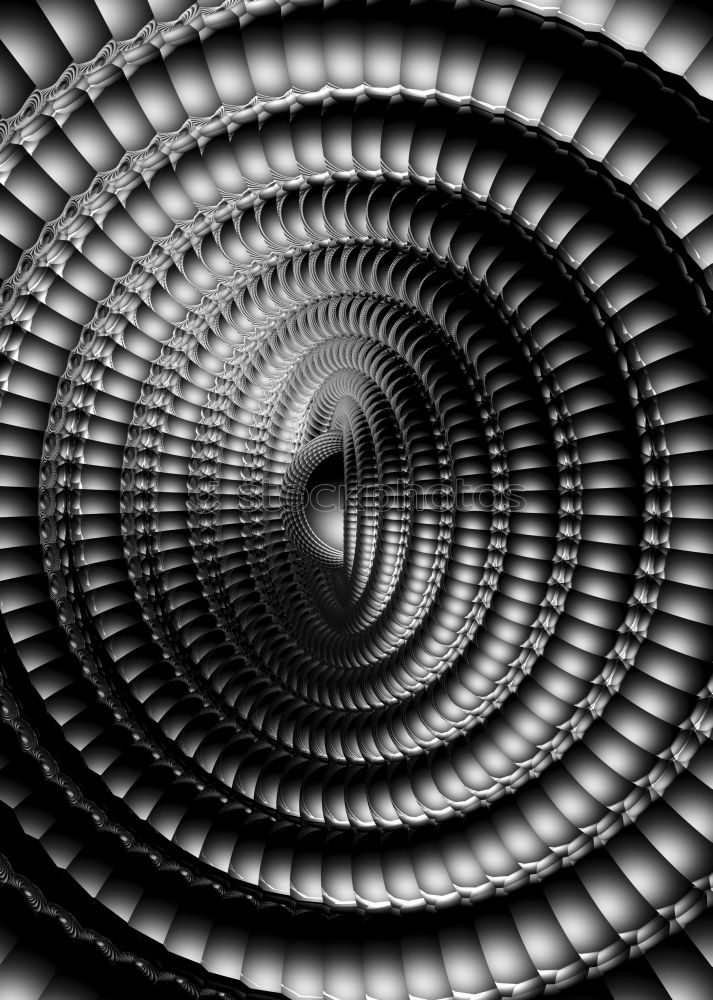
1,2 -> 712,999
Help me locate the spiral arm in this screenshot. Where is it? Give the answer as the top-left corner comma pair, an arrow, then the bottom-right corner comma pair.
1,1 -> 713,998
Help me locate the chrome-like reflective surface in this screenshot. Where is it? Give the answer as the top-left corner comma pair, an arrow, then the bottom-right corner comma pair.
1,2 -> 713,998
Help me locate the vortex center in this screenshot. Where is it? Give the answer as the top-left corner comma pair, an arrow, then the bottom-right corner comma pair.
304,451 -> 345,554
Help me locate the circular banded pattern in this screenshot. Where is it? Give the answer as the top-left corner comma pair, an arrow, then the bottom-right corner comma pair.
1,2 -> 713,999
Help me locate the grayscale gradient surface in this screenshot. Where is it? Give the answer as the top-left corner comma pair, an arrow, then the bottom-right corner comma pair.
1,2 -> 713,999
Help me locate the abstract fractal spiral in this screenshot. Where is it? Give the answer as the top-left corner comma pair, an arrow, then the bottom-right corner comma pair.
1,1 -> 713,998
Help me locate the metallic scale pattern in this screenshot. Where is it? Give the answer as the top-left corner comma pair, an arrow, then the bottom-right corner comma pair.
1,1 -> 713,998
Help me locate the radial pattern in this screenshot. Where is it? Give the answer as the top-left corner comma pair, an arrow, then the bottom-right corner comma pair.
1,2 -> 713,999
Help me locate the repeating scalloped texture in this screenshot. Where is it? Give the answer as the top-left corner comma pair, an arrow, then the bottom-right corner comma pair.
1,2 -> 713,999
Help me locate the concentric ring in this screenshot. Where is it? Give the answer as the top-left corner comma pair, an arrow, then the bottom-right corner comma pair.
1,3 -> 713,999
